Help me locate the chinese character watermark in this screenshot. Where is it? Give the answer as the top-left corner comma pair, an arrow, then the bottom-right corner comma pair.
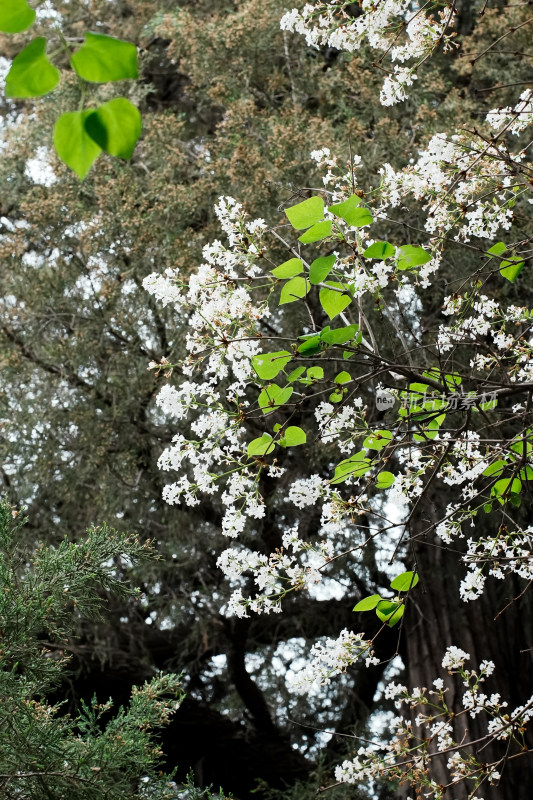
375,391 -> 497,411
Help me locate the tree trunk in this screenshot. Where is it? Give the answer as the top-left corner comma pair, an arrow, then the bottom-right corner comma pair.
402,493 -> 533,799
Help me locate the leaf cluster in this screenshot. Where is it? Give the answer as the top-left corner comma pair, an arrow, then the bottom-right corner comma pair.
0,498 -> 183,800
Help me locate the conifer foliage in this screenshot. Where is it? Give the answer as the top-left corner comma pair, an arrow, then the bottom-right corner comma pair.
0,498 -> 183,800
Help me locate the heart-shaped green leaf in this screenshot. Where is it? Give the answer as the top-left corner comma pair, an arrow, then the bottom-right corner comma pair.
396,245 -> 431,271
320,325 -> 359,345
487,242 -> 507,257
346,206 -> 373,227
251,351 -> 292,380
53,110 -> 102,179
329,195 -> 373,227
376,600 -> 404,626
353,594 -> 382,612
306,366 -> 324,380
376,471 -> 395,489
247,433 -> 276,458
271,258 -> 303,278
6,38 -> 60,98
363,241 -> 395,259
280,426 -> 307,447
334,371 -> 351,385
0,0 -> 35,32
71,32 -> 138,82
363,430 -> 393,451
483,460 -> 507,477
279,276 -> 309,305
500,256 -> 524,283
309,254 -> 336,284
285,196 -> 324,230
331,451 -> 371,484
299,220 -> 332,243
258,384 -> 293,414
287,367 -> 306,382
328,194 -> 362,223
319,282 -> 352,319
390,571 -> 419,591
84,98 -> 142,160
297,335 -> 322,355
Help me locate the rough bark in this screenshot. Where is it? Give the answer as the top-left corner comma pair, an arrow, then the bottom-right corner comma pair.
402,492 -> 533,799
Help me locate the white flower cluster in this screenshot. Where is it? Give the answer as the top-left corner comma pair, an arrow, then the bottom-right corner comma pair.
334,648 -> 530,796
217,528 -> 335,617
281,1 -> 456,106
378,134 -> 517,242
143,198 -> 276,512
438,431 -> 487,488
486,89 -> 533,136
463,529 -> 533,583
288,474 -> 328,508
287,629 -> 377,694
438,293 -> 507,353
315,399 -> 364,452
442,644 -> 469,670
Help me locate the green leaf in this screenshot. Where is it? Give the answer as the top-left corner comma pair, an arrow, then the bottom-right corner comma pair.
319,282 -> 352,320
376,601 -> 404,626
328,195 -> 372,227
343,206 -> 373,227
306,366 -> 324,380
479,397 -> 498,411
280,426 -> 306,447
251,351 -> 292,380
396,245 -> 431,271
444,373 -> 461,390
5,38 -> 60,98
331,452 -> 371,484
363,241 -> 395,259
328,194 -> 361,215
390,571 -> 419,591
409,383 -> 429,394
0,0 -> 35,32
258,384 -> 293,414
519,466 -> 533,481
247,433 -> 276,458
500,256 -> 524,283
329,391 -> 344,402
491,478 -> 522,502
376,471 -> 395,489
285,196 -> 324,230
299,220 -> 332,243
487,242 -> 507,256
320,325 -> 359,345
71,32 -> 138,82
279,276 -> 309,305
287,366 -> 306,382
353,594 -> 381,612
53,110 -> 102,179
84,98 -> 142,160
297,336 -> 322,355
363,430 -> 393,451
334,371 -> 351,384
309,255 -> 336,285
271,258 -> 303,278
510,433 -> 532,456
483,460 -> 507,478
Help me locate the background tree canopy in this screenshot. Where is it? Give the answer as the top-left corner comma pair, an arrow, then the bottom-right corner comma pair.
1,1 -> 533,799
